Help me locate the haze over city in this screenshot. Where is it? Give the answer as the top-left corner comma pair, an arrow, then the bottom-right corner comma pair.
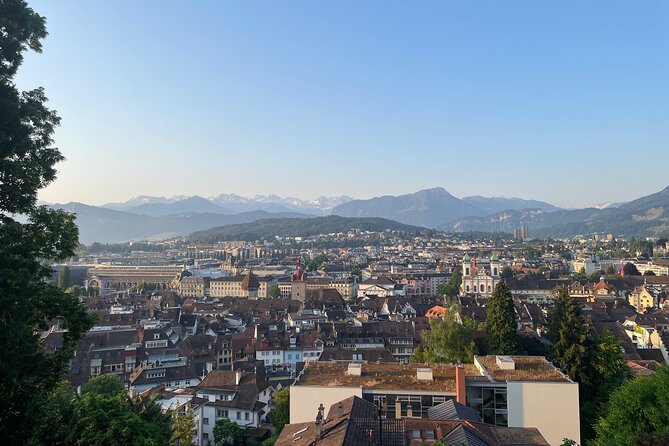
15,0 -> 669,208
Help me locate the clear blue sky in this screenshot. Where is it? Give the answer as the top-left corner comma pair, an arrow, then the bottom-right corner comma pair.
16,0 -> 669,208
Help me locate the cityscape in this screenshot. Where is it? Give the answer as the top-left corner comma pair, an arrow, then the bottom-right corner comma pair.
2,1 -> 669,446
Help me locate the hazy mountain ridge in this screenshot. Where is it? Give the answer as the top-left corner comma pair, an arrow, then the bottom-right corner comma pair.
189,216 -> 433,243
53,186 -> 669,243
47,202 -> 311,244
462,196 -> 561,214
331,187 -> 560,228
446,185 -> 669,237
103,193 -> 354,216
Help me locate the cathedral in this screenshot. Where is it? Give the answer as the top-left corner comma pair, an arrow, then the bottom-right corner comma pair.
459,253 -> 501,297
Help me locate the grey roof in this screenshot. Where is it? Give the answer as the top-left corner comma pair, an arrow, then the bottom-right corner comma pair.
427,399 -> 482,422
442,424 -> 490,446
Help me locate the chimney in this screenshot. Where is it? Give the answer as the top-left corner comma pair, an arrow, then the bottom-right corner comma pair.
235,370 -> 242,385
315,403 -> 325,439
337,401 -> 344,418
456,365 -> 466,405
407,404 -> 413,418
395,396 -> 402,419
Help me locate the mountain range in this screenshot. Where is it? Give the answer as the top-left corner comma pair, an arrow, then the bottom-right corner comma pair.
46,186 -> 669,244
48,202 -> 311,244
443,186 -> 669,237
103,194 -> 353,215
330,188 -> 560,228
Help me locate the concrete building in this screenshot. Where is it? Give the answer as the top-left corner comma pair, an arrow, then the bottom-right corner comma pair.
290,356 -> 580,446
179,276 -> 210,298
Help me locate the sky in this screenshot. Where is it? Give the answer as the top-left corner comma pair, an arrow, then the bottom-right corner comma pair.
15,0 -> 669,208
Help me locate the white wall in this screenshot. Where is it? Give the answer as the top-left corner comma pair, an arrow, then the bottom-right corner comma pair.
289,386 -> 362,423
507,381 -> 580,446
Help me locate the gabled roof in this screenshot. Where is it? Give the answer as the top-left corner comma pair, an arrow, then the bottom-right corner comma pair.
427,400 -> 482,422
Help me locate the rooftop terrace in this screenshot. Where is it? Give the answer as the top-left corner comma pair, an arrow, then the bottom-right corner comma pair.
474,355 -> 571,383
295,361 -> 478,392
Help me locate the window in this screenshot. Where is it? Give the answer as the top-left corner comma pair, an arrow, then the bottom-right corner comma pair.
244,412 -> 249,421
154,334 -> 160,340
236,411 -> 241,420
203,433 -> 209,440
216,409 -> 228,418
203,417 -> 209,425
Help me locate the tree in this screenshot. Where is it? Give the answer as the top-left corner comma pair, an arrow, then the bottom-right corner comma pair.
622,262 -> 641,276
57,264 -> 71,289
594,366 -> 669,446
213,418 -> 245,446
418,309 -> 477,363
485,282 -> 519,355
589,271 -> 603,282
269,387 -> 290,434
437,267 -> 462,297
500,266 -> 514,279
170,406 -> 196,446
545,287 -> 590,383
71,375 -> 171,446
27,381 -> 77,446
580,331 -> 629,441
268,284 -> 281,298
0,2 -> 95,441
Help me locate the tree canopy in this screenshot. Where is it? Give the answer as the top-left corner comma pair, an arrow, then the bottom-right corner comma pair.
485,282 -> 519,355
546,286 -> 590,383
213,418 -> 245,446
0,1 -> 94,442
594,366 -> 669,446
413,307 -> 477,364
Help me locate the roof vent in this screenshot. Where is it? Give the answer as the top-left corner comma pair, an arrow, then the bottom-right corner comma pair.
496,355 -> 515,370
347,363 -> 362,376
416,367 -> 433,381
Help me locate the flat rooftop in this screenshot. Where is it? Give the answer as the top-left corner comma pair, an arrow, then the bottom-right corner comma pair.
474,356 -> 571,383
295,361 -> 478,392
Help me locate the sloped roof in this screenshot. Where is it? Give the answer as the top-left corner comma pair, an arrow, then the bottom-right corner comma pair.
427,399 -> 482,422
241,270 -> 260,290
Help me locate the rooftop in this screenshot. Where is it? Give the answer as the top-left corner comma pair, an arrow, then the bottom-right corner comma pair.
474,356 -> 571,383
295,361 -> 478,392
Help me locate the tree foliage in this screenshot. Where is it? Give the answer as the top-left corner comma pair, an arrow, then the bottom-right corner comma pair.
268,284 -> 281,298
415,308 -> 477,364
269,386 -> 290,433
437,267 -> 462,297
485,282 -> 519,355
71,375 -> 171,446
594,366 -> 669,446
0,3 -> 95,441
546,287 -> 590,383
213,418 -> 245,446
622,262 -> 641,276
170,406 -> 196,446
500,266 -> 514,279
546,288 -> 630,441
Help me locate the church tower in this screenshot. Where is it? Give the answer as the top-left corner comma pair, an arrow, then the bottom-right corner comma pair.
490,253 -> 500,278
290,260 -> 307,302
462,253 -> 472,278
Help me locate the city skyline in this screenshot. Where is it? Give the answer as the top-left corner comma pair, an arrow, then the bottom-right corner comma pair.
15,0 -> 669,208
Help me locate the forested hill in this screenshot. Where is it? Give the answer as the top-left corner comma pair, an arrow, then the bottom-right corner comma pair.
189,216 -> 433,243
